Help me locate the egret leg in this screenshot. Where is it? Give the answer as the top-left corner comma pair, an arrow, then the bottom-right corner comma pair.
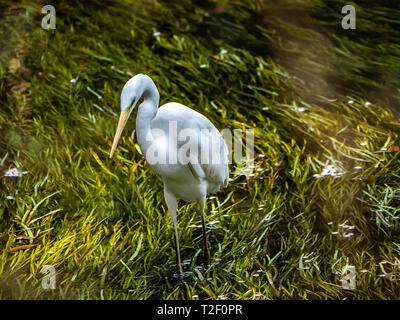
199,197 -> 209,268
164,187 -> 183,276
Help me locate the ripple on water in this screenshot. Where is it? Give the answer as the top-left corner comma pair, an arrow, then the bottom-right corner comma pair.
172,271 -> 192,279
343,233 -> 354,238
182,259 -> 191,266
188,225 -> 202,229
3,168 -> 28,177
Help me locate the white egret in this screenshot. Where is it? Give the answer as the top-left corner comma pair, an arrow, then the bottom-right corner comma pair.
109,74 -> 229,275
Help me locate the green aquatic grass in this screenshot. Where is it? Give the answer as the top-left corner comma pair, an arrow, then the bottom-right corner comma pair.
0,0 -> 399,299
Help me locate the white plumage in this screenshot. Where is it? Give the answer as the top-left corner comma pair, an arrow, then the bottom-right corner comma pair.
110,74 -> 229,275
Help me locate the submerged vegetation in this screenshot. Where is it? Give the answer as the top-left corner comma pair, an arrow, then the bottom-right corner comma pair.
0,0 -> 399,299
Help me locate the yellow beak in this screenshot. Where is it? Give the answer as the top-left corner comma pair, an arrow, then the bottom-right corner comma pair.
109,109 -> 130,158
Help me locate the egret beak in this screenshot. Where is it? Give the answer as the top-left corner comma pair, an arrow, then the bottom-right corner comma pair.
109,109 -> 130,158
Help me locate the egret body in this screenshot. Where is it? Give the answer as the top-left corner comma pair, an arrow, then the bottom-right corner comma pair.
110,74 -> 229,275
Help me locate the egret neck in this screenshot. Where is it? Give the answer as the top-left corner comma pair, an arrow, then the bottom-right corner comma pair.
109,75 -> 160,159
136,93 -> 159,158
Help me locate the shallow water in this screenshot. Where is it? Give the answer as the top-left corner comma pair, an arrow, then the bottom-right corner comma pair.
1,0 -> 400,300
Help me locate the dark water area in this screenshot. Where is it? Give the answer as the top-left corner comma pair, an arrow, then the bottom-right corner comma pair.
161,0 -> 400,111
0,0 -> 400,300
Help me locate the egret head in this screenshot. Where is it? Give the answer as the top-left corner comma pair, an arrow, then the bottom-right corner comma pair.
109,74 -> 147,158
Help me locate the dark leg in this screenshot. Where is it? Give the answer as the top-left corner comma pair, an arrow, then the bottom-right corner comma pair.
164,187 -> 183,276
200,198 -> 209,268
172,218 -> 183,276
